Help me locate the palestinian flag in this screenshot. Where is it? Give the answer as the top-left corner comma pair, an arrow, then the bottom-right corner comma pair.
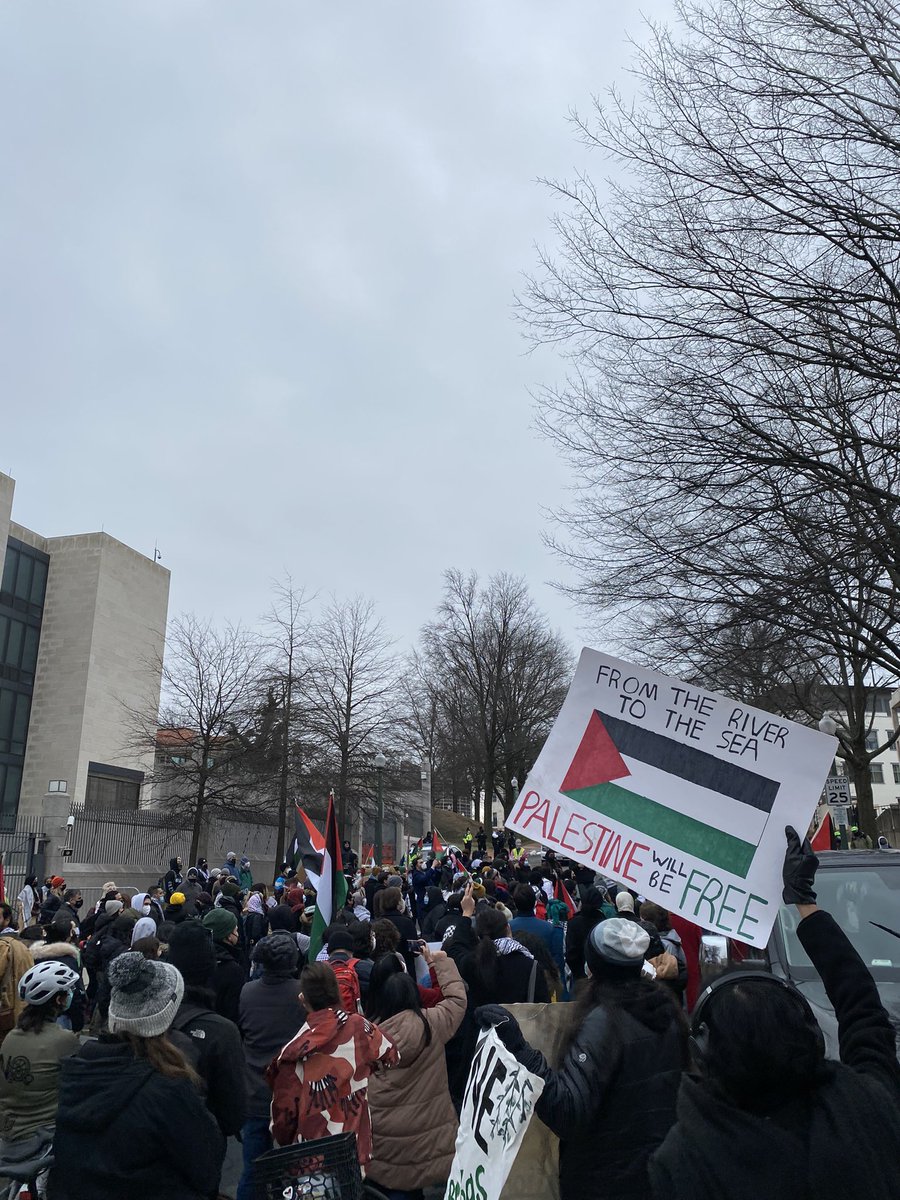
554,877 -> 577,919
308,793 -> 348,962
432,831 -> 444,855
292,805 -> 325,887
561,709 -> 779,879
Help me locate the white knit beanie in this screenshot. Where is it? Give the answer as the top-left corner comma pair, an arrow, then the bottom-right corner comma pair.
107,952 -> 183,1038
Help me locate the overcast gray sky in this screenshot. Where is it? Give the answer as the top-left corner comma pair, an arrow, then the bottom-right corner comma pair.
1,0 -> 672,653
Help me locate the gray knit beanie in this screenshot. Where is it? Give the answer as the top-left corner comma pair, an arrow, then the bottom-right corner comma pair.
107,951 -> 183,1038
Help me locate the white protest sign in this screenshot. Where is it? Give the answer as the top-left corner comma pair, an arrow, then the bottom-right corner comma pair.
444,1028 -> 545,1200
505,648 -> 837,948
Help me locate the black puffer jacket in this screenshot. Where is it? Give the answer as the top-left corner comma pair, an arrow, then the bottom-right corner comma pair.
516,986 -> 685,1200
48,1036 -> 224,1200
649,909 -> 900,1200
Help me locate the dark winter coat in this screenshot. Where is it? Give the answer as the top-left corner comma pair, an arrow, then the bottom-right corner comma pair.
649,910 -> 900,1200
383,909 -> 420,974
420,890 -> 446,940
48,1036 -> 224,1200
38,894 -> 62,926
211,939 -> 246,1025
163,857 -> 183,900
240,973 -> 306,1120
446,916 -> 550,1007
171,990 -> 248,1135
565,909 -> 603,982
514,984 -> 685,1200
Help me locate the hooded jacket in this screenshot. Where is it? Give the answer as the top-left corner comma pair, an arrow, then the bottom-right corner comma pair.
32,943 -> 86,1033
649,909 -> 900,1200
514,983 -> 685,1200
48,1037 -> 225,1200
366,955 -> 466,1190
267,1007 -> 398,1164
211,938 -> 246,1025
163,858 -> 183,900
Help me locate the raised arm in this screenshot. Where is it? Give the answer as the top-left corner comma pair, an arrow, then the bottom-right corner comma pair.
784,826 -> 900,1094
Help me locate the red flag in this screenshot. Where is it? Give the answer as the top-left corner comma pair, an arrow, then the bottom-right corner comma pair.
0,856 -> 6,905
554,878 -> 577,919
811,810 -> 833,853
432,831 -> 444,855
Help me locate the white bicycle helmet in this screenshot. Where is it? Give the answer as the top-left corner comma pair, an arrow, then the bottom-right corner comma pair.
18,961 -> 80,1004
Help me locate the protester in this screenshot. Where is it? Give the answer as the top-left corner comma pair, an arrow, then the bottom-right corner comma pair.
163,856 -> 183,900
0,931 -> 35,1043
267,962 -> 399,1168
640,902 -> 688,1001
238,855 -> 253,889
447,884 -> 550,1007
50,951 -> 225,1199
478,916 -> 687,1200
366,946 -> 466,1196
202,907 -> 245,1023
15,875 -> 41,931
33,930 -> 86,1032
0,962 -> 80,1156
242,886 -> 268,946
37,877 -> 65,926
565,886 -> 609,984
166,921 -> 248,1137
510,883 -> 566,982
648,828 -> 900,1200
221,851 -> 241,881
237,933 -> 304,1200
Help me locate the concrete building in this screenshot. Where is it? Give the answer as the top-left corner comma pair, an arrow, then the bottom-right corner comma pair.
831,685 -> 900,813
0,472 -> 169,824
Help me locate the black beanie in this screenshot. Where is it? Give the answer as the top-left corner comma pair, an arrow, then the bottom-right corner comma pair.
167,920 -> 216,988
252,932 -> 299,976
327,927 -> 354,953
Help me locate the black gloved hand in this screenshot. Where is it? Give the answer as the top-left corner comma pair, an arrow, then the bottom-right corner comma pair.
474,1004 -> 524,1052
783,825 -> 818,906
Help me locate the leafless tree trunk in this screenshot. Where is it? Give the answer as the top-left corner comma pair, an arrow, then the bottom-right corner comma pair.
263,575 -> 312,871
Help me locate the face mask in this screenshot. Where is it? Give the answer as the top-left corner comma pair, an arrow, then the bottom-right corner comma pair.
73,900 -> 82,910
61,992 -> 73,1012
142,904 -> 151,916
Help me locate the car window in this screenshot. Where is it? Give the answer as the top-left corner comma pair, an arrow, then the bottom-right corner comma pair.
777,865 -> 900,980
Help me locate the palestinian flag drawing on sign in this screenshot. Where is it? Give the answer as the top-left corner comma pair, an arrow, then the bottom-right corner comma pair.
561,710 -> 779,878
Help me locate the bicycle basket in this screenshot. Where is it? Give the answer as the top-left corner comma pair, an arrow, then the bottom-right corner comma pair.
253,1132 -> 363,1200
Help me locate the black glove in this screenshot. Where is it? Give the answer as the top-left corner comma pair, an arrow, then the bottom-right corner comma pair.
474,1004 -> 524,1052
782,825 -> 818,906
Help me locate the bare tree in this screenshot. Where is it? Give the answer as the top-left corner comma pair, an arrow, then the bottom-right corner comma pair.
263,575 -> 313,869
130,614 -> 268,864
523,0 -> 900,835
419,571 -> 572,829
301,596 -> 399,837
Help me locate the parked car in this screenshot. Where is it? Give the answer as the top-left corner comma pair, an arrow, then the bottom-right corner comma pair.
701,848 -> 900,1058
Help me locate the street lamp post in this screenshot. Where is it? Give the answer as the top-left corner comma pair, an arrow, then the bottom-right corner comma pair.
374,751 -> 386,867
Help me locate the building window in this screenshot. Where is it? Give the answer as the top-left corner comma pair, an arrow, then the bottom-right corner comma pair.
0,688 -> 30,756
0,541 -> 49,619
893,763 -> 900,786
872,694 -> 891,717
0,763 -> 21,826
865,733 -> 879,753
870,764 -> 884,785
0,614 -> 40,685
85,761 -> 143,811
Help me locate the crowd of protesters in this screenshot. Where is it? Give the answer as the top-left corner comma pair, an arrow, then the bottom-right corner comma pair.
0,828 -> 894,1199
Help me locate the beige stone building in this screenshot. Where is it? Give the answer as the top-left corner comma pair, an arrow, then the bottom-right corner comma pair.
0,472 -> 169,823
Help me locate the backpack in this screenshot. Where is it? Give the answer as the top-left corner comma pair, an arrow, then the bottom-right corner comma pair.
328,954 -> 361,1013
81,931 -> 106,973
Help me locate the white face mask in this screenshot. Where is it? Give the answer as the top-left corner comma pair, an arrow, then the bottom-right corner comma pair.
142,905 -> 151,915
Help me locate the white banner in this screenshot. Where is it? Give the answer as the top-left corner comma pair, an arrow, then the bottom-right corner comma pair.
443,1028 -> 545,1200
505,648 -> 837,948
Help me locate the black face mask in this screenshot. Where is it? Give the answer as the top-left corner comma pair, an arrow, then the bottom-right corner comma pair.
72,899 -> 82,910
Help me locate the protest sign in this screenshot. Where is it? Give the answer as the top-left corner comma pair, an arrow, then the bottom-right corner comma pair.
505,649 -> 837,948
444,1027 -> 545,1200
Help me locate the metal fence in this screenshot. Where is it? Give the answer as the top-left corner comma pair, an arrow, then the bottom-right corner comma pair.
0,815 -> 45,909
877,806 -> 900,848
69,803 -> 192,866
